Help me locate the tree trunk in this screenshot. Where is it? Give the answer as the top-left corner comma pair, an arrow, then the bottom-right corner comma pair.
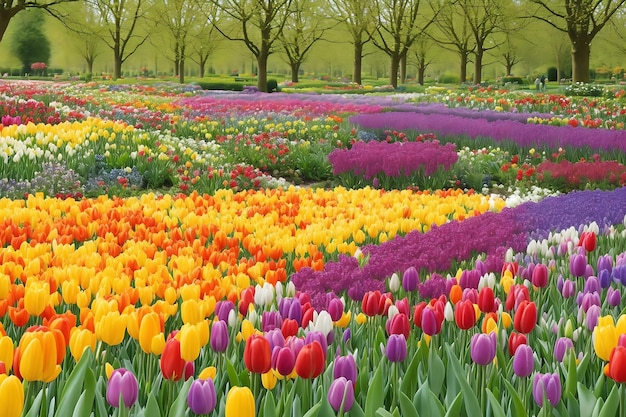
114,49 -> 122,79
199,61 -> 205,78
179,59 -> 185,83
0,13 -> 11,44
257,52 -> 269,92
459,51 -> 468,84
389,54 -> 400,88
417,65 -> 425,85
571,38 -> 590,83
353,42 -> 363,85
400,52 -> 407,84
290,62 -> 300,82
473,49 -> 483,84
506,62 -> 513,76
86,58 -> 94,75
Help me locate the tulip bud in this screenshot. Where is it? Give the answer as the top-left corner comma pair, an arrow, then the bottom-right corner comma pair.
106,368 -> 138,409
188,378 -> 217,414
328,377 -> 354,412
388,273 -> 400,293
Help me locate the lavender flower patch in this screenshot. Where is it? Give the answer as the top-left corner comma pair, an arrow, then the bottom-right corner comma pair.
292,186 -> 626,306
0,162 -> 85,199
350,112 -> 626,152
329,140 -> 458,180
391,102 -> 554,123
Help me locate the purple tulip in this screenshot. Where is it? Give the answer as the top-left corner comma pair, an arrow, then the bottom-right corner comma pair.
215,300 -> 234,323
470,333 -> 497,366
459,269 -> 481,289
421,307 -> 441,336
262,311 -> 283,332
556,275 -> 564,293
462,288 -> 478,304
585,304 -> 601,331
385,334 -> 407,362
187,378 -> 217,415
583,277 -> 600,294
532,264 -> 548,288
279,297 -> 302,325
209,320 -> 229,353
402,267 -> 419,292
304,331 -> 328,357
512,344 -> 534,378
612,265 -> 626,286
286,335 -> 305,358
533,373 -> 562,407
570,254 -> 587,277
328,377 -> 355,412
597,255 -> 613,274
327,298 -> 344,322
553,337 -> 574,362
265,328 -> 285,351
585,265 -> 595,279
333,354 -> 357,383
342,328 -> 351,343
599,269 -> 611,288
561,279 -> 576,298
272,346 -> 296,376
607,287 -> 622,308
106,368 -> 139,409
579,292 -> 601,312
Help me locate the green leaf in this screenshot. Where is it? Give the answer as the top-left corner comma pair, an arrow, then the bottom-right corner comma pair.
24,385 -> 44,417
401,349 -> 421,396
486,389 -> 506,417
399,392 -> 419,417
168,379 -> 192,417
428,391 -> 445,417
503,378 -> 528,417
72,368 -> 96,417
375,408 -> 394,417
428,348 -> 445,397
578,382 -> 597,417
443,392 -> 463,417
444,344 -> 481,416
225,357 -> 241,387
565,351 -> 577,398
598,385 -> 620,417
566,392 -> 581,417
94,377 -> 109,417
576,354 -> 590,383
302,402 -> 321,417
365,361 -> 384,417
144,394 -> 161,417
594,374 -> 605,398
263,390 -> 276,417
292,395 -> 303,417
54,350 -> 91,417
347,401 -> 366,417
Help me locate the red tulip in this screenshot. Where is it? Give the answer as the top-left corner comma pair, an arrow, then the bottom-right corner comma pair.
385,313 -> 410,340
243,334 -> 271,374
579,231 -> 597,252
502,262 -> 518,277
361,291 -> 381,316
508,332 -> 527,356
281,318 -> 299,339
454,299 -> 476,330
160,338 -> 186,381
412,302 -> 427,328
514,301 -> 537,334
478,287 -> 496,313
531,264 -> 549,288
421,307 -> 443,336
606,346 -> 626,383
505,285 -> 529,311
295,341 -> 325,379
238,288 -> 255,316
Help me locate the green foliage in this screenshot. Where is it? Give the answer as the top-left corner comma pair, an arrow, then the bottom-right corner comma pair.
196,81 -> 244,91
564,83 -> 605,97
502,76 -> 524,85
438,73 -> 459,84
10,9 -> 51,74
547,67 -> 558,82
267,79 -> 278,92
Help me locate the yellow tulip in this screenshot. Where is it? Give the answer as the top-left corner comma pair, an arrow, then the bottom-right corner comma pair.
178,324 -> 201,362
500,312 -> 512,329
594,321 -> 618,361
198,366 -> 217,380
0,374 -> 24,417
356,313 -> 367,325
261,370 -> 277,390
18,335 -> 61,382
334,311 -> 351,328
95,311 -> 128,346
0,336 -> 14,373
139,312 -> 163,354
225,386 -> 255,417
181,299 -> 203,324
105,363 -> 114,379
69,328 -> 97,362
24,281 -> 50,317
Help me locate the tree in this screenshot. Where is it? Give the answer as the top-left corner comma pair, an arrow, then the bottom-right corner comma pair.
528,0 -> 626,82
208,0 -> 293,92
371,0 -> 431,88
327,0 -> 376,84
0,0 -> 76,44
410,32 -> 435,84
188,4 -> 221,78
432,0 -> 475,83
11,9 -> 50,74
80,0 -> 152,79
280,0 -> 329,82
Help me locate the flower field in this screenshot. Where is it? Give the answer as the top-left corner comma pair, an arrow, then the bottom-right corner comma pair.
1,80 -> 626,417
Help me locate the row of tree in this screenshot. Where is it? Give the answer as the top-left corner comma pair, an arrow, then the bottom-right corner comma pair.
1,0 -> 625,91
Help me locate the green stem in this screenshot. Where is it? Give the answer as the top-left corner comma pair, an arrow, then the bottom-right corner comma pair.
620,384 -> 625,417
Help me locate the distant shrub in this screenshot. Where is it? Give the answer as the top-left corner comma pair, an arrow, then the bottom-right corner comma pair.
547,67 -> 558,82
502,76 -> 524,85
196,81 -> 244,91
438,73 -> 459,84
267,79 -> 278,92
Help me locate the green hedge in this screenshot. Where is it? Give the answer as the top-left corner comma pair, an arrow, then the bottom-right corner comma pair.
196,81 -> 244,91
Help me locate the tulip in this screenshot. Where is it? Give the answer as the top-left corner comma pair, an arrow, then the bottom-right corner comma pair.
606,345 -> 626,383
106,368 -> 138,409
24,281 -> 50,317
470,333 -> 496,366
138,312 -> 165,355
388,273 -> 400,293
265,329 -> 285,352
508,332 -> 527,356
261,370 -> 277,390
328,377 -> 355,412
585,305 -> 601,331
333,354 -> 357,384
272,346 -> 296,376
599,269 -> 612,289
161,338 -> 186,381
261,311 -> 283,332
454,299 -> 476,330
385,334 -> 407,363
198,366 -> 217,380
570,253 -> 587,277
327,298 -> 344,322
553,337 -> 574,362
505,285 -> 529,311
304,331 -> 328,358
561,279 -> 576,298
215,300 -> 235,323
402,267 -> 419,292
179,323 -> 201,362
531,264 -> 548,288
278,297 -> 302,325
361,291 -> 382,316
0,336 -> 13,373
513,301 -> 537,334
281,318 -> 299,338
95,311 -> 128,346
16,328 -> 63,382
478,287 -> 496,313
187,378 -> 217,415
607,287 -> 621,308
512,344 -> 534,377
385,313 -> 410,340
0,374 -> 24,417
69,328 -> 97,362
225,386 -> 255,417
597,254 -> 613,274
181,299 -> 204,325
533,373 -> 562,407
421,307 -> 443,336
578,231 -> 596,252
295,341 -> 325,379
244,334 -> 272,374
210,320 -> 229,353
312,310 -> 334,337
